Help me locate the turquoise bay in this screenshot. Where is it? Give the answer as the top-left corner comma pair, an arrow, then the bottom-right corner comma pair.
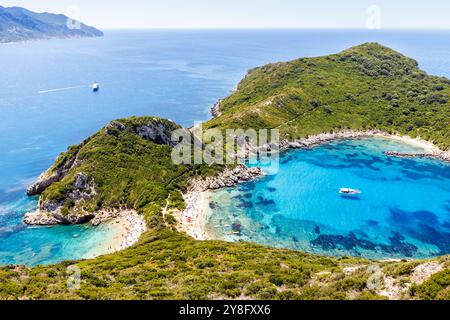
204,138 -> 450,260
2,30 -> 450,265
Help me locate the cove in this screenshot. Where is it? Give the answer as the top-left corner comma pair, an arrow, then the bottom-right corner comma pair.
204,138 -> 450,260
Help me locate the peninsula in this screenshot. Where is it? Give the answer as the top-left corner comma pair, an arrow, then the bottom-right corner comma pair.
1,43 -> 449,300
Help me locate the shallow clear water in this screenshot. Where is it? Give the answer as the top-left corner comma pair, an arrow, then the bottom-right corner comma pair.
1,30 -> 450,265
205,138 -> 450,260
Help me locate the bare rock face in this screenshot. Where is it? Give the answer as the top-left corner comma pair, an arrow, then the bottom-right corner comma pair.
26,172 -> 61,196
42,201 -> 63,212
211,100 -> 222,118
25,172 -> 97,226
74,172 -> 90,189
105,121 -> 126,136
54,212 -> 96,225
26,147 -> 83,196
24,209 -> 97,226
135,122 -> 176,147
23,210 -> 59,225
68,172 -> 96,201
188,164 -> 265,192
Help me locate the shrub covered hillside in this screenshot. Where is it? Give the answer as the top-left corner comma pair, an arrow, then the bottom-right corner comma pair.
0,44 -> 449,300
28,116 -> 222,221
206,43 -> 450,150
1,226 -> 449,300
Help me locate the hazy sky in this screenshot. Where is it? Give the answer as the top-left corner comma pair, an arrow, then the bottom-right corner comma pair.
2,0 -> 450,30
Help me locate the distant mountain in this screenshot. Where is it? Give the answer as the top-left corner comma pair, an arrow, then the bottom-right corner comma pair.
0,6 -> 103,43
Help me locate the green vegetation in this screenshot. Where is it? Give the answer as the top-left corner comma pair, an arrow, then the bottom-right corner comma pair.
40,116 -> 223,217
410,269 -> 450,300
206,43 -> 450,150
2,219 -> 448,300
0,43 -> 449,300
1,221 -> 448,299
0,228 -> 364,300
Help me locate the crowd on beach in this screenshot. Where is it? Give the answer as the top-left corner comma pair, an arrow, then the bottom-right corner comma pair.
118,212 -> 147,250
103,212 -> 147,253
180,192 -> 208,240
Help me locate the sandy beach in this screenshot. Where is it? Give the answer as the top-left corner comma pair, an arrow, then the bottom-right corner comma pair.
103,211 -> 147,253
177,192 -> 211,241
376,133 -> 440,153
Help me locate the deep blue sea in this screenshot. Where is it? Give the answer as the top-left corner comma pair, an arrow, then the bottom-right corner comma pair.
1,30 -> 450,265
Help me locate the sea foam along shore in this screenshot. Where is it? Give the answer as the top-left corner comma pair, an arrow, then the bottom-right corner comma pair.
178,130 -> 450,241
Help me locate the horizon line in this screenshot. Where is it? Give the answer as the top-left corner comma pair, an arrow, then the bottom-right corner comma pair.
99,27 -> 450,31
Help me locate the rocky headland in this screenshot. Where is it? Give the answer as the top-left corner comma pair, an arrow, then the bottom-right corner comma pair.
24,117 -> 180,228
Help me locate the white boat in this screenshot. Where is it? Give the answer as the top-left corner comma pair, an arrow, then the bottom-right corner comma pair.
92,82 -> 99,92
339,188 -> 362,195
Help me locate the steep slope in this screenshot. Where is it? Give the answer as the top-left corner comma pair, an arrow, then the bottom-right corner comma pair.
0,6 -> 103,43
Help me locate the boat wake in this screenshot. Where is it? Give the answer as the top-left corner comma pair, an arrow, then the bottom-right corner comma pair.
38,85 -> 89,94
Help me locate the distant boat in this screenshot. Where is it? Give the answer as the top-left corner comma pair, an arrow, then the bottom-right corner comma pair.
92,82 -> 100,92
339,188 -> 362,195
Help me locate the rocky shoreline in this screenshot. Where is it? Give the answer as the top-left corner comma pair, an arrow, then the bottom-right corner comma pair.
24,207 -> 141,227
384,151 -> 435,159
280,130 -> 384,150
210,82 -> 240,118
26,152 -> 84,196
24,118 -> 181,228
24,209 -> 147,254
274,130 -> 449,163
187,164 -> 265,193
